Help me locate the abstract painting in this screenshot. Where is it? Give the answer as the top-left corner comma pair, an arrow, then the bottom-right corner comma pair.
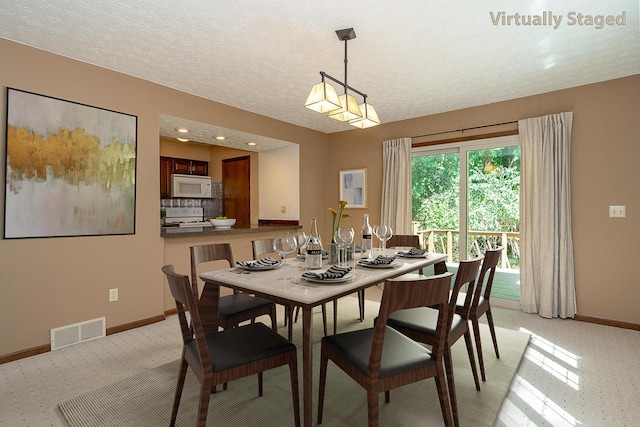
4,88 -> 137,239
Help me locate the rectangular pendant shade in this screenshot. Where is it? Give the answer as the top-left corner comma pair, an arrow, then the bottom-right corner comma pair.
349,103 -> 381,128
328,93 -> 363,121
304,81 -> 341,113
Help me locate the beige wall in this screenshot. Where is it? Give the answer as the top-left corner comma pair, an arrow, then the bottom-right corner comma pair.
327,75 -> 640,325
0,39 -> 328,356
1,37 -> 638,357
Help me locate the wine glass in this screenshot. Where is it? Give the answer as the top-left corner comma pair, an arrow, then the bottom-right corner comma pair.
334,227 -> 355,267
273,236 -> 296,279
373,225 -> 393,253
287,231 -> 307,282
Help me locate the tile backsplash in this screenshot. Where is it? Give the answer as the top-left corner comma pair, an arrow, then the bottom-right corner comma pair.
161,182 -> 223,219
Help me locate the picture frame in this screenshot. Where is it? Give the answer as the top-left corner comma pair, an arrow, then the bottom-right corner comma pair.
339,168 -> 367,208
4,88 -> 137,239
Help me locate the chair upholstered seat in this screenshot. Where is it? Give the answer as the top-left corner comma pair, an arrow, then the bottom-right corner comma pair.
185,323 -> 296,372
321,326 -> 434,379
218,294 -> 276,320
387,308 -> 468,338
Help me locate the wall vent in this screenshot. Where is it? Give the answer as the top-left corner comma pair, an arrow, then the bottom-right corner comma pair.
51,317 -> 106,351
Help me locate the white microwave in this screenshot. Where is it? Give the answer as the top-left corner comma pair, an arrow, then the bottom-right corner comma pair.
171,174 -> 212,198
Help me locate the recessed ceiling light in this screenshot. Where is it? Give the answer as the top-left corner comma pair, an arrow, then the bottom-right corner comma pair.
177,137 -> 189,142
215,136 -> 226,140
247,142 -> 257,146
176,128 -> 189,133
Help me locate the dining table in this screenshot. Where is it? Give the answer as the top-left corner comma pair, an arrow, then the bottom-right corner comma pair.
199,249 -> 448,427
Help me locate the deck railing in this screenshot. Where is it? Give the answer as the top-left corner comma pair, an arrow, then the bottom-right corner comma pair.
414,226 -> 520,269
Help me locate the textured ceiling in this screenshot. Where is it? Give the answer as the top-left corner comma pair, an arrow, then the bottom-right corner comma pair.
1,1 -> 638,149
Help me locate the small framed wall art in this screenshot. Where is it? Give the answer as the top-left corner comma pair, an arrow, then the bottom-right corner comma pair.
339,168 -> 367,208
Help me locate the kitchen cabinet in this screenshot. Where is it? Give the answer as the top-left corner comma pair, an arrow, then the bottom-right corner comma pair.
172,158 -> 208,175
160,156 -> 209,198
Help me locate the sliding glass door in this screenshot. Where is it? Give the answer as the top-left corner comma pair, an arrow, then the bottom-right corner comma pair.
412,135 -> 521,301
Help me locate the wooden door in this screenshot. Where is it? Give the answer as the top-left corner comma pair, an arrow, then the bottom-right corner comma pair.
222,156 -> 250,228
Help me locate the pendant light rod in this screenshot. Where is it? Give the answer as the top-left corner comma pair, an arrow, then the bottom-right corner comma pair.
318,28 -> 368,100
343,36 -> 348,95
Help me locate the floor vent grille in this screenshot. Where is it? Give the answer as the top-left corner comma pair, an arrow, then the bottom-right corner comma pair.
51,317 -> 106,351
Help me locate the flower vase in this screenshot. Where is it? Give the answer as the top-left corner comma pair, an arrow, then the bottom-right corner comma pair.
328,241 -> 339,264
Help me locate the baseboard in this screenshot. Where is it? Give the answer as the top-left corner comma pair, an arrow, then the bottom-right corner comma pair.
106,315 -> 166,335
486,300 -> 640,331
574,314 -> 640,331
1,314 -> 167,365
0,343 -> 52,364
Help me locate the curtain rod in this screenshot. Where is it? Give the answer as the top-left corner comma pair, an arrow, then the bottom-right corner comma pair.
411,120 -> 518,139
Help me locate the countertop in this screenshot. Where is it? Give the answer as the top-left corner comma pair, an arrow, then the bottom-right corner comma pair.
161,224 -> 301,238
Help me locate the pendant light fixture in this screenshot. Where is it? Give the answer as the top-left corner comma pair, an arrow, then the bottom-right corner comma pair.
304,28 -> 381,128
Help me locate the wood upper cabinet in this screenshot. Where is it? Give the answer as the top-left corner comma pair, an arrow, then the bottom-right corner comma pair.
160,156 -> 209,198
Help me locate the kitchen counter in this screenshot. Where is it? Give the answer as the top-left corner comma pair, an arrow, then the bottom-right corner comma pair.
161,224 -> 301,238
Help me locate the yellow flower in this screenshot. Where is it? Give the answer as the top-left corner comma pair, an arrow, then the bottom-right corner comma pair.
329,200 -> 350,240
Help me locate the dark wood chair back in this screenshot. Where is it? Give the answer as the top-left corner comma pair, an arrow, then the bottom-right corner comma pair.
372,272 -> 454,373
450,256 -> 484,320
476,247 -> 502,303
386,234 -> 421,249
190,243 -> 235,297
252,238 -> 276,259
163,265 -> 212,377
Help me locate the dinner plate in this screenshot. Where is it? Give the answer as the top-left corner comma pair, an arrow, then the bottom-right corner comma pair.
395,251 -> 429,258
357,260 -> 400,269
235,260 -> 283,271
302,271 -> 355,284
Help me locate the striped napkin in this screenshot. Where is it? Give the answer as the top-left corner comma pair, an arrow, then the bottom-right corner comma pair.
359,255 -> 396,265
302,265 -> 352,280
236,257 -> 281,268
397,247 -> 427,256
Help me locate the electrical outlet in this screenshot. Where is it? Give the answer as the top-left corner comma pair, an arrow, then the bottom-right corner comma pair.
281,205 -> 287,213
109,288 -> 118,302
609,205 -> 626,218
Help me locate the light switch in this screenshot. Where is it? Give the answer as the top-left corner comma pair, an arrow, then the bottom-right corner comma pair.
609,205 -> 626,218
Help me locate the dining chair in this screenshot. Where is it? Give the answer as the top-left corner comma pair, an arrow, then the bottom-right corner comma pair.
162,265 -> 300,427
384,257 -> 483,427
251,238 -> 329,340
317,272 -> 455,427
190,243 -> 277,331
386,234 -> 424,274
456,247 -> 502,382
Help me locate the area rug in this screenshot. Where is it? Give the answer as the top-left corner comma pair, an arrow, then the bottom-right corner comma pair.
59,298 -> 529,426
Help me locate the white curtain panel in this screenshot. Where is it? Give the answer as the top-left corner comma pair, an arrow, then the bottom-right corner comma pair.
519,112 -> 576,319
381,137 -> 412,234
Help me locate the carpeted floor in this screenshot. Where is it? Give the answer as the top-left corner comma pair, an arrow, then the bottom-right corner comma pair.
58,298 -> 529,426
